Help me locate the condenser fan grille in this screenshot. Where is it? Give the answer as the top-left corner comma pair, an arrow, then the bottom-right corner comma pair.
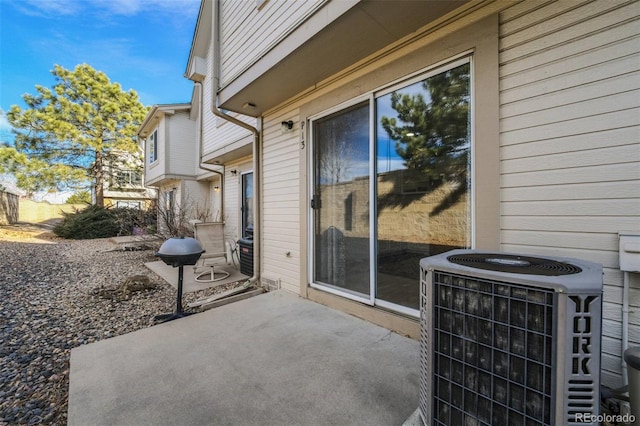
447,253 -> 582,276
428,272 -> 555,425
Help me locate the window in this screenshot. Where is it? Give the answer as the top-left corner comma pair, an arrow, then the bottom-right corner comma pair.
149,130 -> 158,163
111,169 -> 142,188
310,58 -> 472,314
116,201 -> 142,209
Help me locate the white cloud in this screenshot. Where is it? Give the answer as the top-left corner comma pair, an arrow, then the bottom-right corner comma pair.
16,0 -> 199,19
98,0 -> 144,16
0,110 -> 11,131
13,0 -> 82,17
0,110 -> 14,144
107,0 -> 200,17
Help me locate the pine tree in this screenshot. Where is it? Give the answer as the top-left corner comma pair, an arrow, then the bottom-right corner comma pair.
3,64 -> 148,206
378,63 -> 470,213
380,64 -> 470,187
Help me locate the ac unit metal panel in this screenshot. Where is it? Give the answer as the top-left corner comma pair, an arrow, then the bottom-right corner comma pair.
419,250 -> 603,426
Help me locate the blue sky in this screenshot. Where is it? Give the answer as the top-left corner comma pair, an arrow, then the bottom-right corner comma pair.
0,0 -> 201,142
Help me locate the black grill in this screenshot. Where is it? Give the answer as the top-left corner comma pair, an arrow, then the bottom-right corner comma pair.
154,236 -> 204,323
447,253 -> 582,276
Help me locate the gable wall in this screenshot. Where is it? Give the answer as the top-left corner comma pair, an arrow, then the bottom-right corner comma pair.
498,0 -> 640,388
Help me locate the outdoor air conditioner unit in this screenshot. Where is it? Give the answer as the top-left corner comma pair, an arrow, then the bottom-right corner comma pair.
419,249 -> 603,426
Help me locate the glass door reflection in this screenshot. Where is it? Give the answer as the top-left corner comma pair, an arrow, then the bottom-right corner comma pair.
375,62 -> 472,310
312,102 -> 371,298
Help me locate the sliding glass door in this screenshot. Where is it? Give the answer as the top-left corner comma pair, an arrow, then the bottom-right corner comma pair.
311,102 -> 371,300
311,59 -> 472,314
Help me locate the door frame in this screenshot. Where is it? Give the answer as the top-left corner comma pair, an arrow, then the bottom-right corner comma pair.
307,95 -> 374,306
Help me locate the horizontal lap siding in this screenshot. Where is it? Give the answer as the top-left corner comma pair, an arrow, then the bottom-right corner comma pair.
202,41 -> 218,154
499,0 -> 640,388
261,110 -> 301,294
167,112 -> 197,176
202,40 -> 254,157
220,0 -> 323,87
208,113 -> 254,154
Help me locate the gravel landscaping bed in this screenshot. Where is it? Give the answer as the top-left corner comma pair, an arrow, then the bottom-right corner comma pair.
0,225 -> 238,425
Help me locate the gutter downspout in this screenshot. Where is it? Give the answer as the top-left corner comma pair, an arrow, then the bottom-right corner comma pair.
195,81 -> 224,218
211,0 -> 261,286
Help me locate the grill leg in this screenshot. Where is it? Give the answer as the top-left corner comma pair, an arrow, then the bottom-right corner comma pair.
176,266 -> 184,314
155,266 -> 194,323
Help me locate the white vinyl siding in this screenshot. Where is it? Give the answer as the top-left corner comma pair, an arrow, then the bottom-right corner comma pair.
181,180 -> 210,218
201,38 -> 254,158
202,39 -> 217,154
205,111 -> 254,157
142,107 -> 198,188
261,110 -> 301,294
167,111 -> 197,177
499,0 -> 640,388
219,0 -> 324,87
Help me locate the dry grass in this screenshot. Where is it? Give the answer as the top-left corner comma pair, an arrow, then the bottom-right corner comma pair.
0,222 -> 61,244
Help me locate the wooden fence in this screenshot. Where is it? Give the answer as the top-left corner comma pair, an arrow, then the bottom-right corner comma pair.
0,191 -> 19,225
18,199 -> 86,224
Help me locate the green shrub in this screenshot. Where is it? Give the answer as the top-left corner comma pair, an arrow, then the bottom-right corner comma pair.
112,207 -> 157,236
54,205 -> 120,239
65,190 -> 91,204
54,205 -> 158,239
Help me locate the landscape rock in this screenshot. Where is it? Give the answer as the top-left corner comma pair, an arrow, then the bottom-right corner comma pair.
0,224 -> 241,425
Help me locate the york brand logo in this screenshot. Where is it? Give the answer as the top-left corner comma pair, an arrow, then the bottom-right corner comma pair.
570,296 -> 597,375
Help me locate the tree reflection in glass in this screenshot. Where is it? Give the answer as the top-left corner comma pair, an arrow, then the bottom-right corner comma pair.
376,62 -> 471,309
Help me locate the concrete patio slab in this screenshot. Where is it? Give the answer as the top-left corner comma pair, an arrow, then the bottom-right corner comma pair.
68,290 -> 420,426
145,260 -> 249,293
110,235 -> 161,250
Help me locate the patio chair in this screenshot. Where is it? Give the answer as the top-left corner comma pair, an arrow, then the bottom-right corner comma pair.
193,222 -> 230,283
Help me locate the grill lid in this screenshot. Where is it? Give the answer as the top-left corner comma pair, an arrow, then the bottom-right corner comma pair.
156,237 -> 205,267
447,253 -> 582,276
157,236 -> 204,256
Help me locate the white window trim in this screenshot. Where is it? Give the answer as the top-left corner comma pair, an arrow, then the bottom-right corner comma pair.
240,170 -> 254,239
308,95 -> 374,306
149,129 -> 158,164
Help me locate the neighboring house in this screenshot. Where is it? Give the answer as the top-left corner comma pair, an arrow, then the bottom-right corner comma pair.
138,103 -> 224,235
99,149 -> 156,210
163,0 -> 638,390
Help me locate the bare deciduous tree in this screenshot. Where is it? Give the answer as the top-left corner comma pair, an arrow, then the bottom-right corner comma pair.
155,188 -> 213,238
